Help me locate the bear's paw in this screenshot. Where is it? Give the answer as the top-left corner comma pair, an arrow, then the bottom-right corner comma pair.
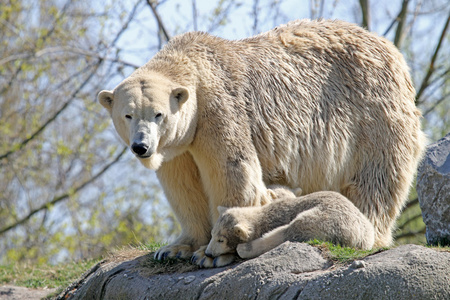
191,246 -> 236,268
154,244 -> 194,260
236,242 -> 256,259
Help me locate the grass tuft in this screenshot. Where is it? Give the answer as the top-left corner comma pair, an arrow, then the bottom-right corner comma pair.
307,239 -> 388,264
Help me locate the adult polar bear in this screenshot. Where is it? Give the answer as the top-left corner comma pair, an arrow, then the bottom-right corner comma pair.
98,19 -> 425,265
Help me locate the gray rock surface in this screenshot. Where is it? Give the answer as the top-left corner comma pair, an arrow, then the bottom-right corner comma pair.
417,133 -> 450,246
0,285 -> 56,300
57,242 -> 450,300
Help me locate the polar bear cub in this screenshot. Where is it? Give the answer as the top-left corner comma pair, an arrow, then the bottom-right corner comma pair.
205,189 -> 375,259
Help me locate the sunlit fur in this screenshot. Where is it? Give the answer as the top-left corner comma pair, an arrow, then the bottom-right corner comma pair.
206,190 -> 375,259
98,19 -> 426,261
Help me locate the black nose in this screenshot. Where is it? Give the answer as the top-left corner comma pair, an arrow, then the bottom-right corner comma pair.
204,252 -> 214,258
131,142 -> 149,156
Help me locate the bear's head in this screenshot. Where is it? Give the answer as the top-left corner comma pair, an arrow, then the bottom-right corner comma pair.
205,206 -> 254,258
98,72 -> 197,170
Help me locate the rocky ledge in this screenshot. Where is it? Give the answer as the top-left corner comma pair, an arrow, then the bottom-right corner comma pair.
57,242 -> 449,300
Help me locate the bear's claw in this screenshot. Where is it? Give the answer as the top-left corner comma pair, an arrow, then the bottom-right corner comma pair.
162,251 -> 170,260
154,244 -> 194,260
191,255 -> 199,264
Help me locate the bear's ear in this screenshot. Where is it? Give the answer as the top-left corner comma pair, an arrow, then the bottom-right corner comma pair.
217,206 -> 228,216
234,224 -> 251,241
171,87 -> 189,105
98,90 -> 114,111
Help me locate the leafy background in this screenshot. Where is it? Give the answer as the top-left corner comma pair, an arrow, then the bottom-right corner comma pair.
0,0 -> 449,266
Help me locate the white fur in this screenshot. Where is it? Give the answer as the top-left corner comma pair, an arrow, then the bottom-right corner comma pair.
99,20 -> 425,265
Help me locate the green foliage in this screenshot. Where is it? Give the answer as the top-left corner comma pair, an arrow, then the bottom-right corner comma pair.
0,0 -> 448,268
0,0 -> 178,266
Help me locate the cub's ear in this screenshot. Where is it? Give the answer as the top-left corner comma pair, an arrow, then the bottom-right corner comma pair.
293,187 -> 303,197
98,90 -> 114,112
267,189 -> 277,200
217,206 -> 228,216
234,224 -> 251,241
171,87 -> 189,105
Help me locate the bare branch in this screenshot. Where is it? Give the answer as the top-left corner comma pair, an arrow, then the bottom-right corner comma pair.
0,47 -> 140,68
415,12 -> 450,105
0,63 -> 101,161
397,212 -> 424,230
252,0 -> 260,35
358,0 -> 371,30
0,0 -> 72,96
0,147 -> 127,236
393,0 -> 410,47
395,228 -> 426,239
206,0 -> 237,33
192,0 -> 198,31
1,59 -> 103,155
403,197 -> 419,211
423,92 -> 450,117
111,0 -> 142,47
146,0 -> 171,42
0,2 -> 141,160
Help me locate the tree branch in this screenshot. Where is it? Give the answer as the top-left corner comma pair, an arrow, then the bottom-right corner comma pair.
393,0 -> 409,48
423,92 -> 450,117
0,46 -> 140,68
0,0 -> 72,96
395,228 -> 426,240
403,197 -> 419,211
0,2 -> 141,161
192,0 -> 198,31
111,0 -> 142,47
252,0 -> 260,35
358,0 -> 370,30
396,212 -> 424,230
0,147 -> 127,236
0,62 -> 101,161
146,0 -> 171,42
415,12 -> 450,105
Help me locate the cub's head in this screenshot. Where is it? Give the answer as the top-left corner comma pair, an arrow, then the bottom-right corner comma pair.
267,185 -> 302,201
205,206 -> 254,258
98,72 -> 196,170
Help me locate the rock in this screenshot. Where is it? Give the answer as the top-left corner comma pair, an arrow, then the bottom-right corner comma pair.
417,133 -> 450,246
0,285 -> 56,300
56,242 -> 450,300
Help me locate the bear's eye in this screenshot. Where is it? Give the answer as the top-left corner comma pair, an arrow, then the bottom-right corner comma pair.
218,239 -> 224,243
155,113 -> 162,120
125,114 -> 132,120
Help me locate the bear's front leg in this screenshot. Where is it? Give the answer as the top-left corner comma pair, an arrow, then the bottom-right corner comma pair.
154,152 -> 211,260
192,147 -> 271,221
187,137 -> 270,267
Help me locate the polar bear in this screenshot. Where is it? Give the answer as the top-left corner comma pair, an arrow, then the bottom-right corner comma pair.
98,19 -> 425,267
205,191 -> 375,260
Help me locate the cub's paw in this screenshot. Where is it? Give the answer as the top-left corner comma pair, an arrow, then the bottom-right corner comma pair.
191,246 -> 235,268
154,244 -> 193,260
236,242 -> 255,259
